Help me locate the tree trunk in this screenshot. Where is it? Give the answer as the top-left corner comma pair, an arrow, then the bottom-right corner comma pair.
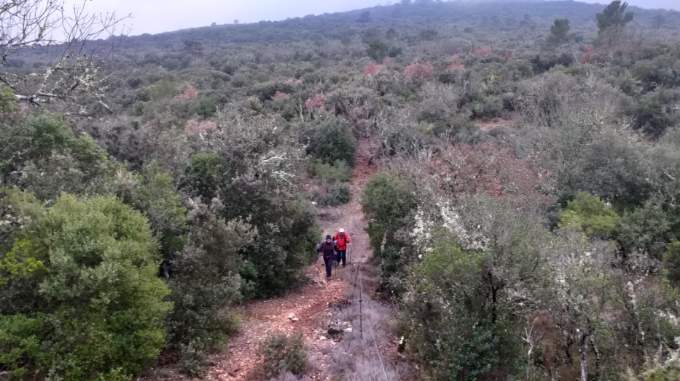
589,336 -> 601,378
579,333 -> 589,381
488,272 -> 497,324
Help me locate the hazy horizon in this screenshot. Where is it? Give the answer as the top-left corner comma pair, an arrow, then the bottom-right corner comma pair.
87,0 -> 680,36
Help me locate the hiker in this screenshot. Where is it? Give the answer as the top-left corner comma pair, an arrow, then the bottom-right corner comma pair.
333,228 -> 351,267
317,234 -> 336,280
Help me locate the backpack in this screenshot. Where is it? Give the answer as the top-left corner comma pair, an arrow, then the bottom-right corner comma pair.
335,233 -> 347,249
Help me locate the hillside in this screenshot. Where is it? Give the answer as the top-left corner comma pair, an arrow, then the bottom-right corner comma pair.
2,0 -> 680,380
12,1 -> 680,62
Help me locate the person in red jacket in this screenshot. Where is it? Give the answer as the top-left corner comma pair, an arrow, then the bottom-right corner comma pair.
333,228 -> 351,267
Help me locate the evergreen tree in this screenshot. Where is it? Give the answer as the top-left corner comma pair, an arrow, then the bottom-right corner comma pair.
596,1 -> 634,36
549,18 -> 570,44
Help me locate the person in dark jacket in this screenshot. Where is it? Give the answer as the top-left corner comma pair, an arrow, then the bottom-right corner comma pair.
317,234 -> 336,280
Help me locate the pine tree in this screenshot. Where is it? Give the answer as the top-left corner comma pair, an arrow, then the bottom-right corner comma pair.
549,18 -> 570,44
596,1 -> 634,36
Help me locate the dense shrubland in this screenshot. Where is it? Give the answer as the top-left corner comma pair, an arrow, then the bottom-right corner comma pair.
3,0 -> 680,379
354,2 -> 680,380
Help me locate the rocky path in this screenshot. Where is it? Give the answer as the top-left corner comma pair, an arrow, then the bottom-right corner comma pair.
147,138 -> 412,381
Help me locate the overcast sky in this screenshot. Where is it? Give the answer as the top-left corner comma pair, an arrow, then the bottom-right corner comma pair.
95,0 -> 388,35
88,0 -> 679,36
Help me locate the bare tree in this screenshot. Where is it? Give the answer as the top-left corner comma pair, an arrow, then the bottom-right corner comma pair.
0,0 -> 126,113
522,319 -> 543,380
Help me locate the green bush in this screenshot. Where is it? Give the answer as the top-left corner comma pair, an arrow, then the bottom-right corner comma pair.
559,192 -> 620,239
548,18 -> 570,44
471,95 -> 504,119
362,173 -> 417,244
308,159 -> 351,184
632,54 -> 680,91
366,39 -> 390,61
530,53 -> 574,74
0,188 -> 43,256
551,128 -> 653,208
195,96 -> 217,119
628,89 -> 680,139
182,152 -> 224,201
314,183 -> 351,207
305,118 -> 356,167
194,142 -> 327,298
617,200 -> 675,259
261,333 -> 307,379
118,163 -> 188,263
0,314 -> 43,379
179,122 -> 321,301
251,81 -> 294,102
0,85 -> 17,113
0,194 -> 171,380
362,173 -> 417,292
0,115 -> 111,200
402,235 -> 521,380
166,201 -> 252,375
235,195 -> 319,299
143,78 -> 179,100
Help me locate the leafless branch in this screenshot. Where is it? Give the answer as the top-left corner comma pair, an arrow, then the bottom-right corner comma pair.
1,0 -> 128,113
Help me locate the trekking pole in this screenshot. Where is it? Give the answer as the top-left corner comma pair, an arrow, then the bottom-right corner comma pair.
347,236 -> 353,263
359,263 -> 364,339
347,241 -> 351,265
319,255 -> 324,283
347,235 -> 353,263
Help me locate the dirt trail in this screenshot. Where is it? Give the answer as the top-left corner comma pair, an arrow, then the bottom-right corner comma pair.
153,138 -> 407,381
317,141 -> 416,381
144,138 -> 412,381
